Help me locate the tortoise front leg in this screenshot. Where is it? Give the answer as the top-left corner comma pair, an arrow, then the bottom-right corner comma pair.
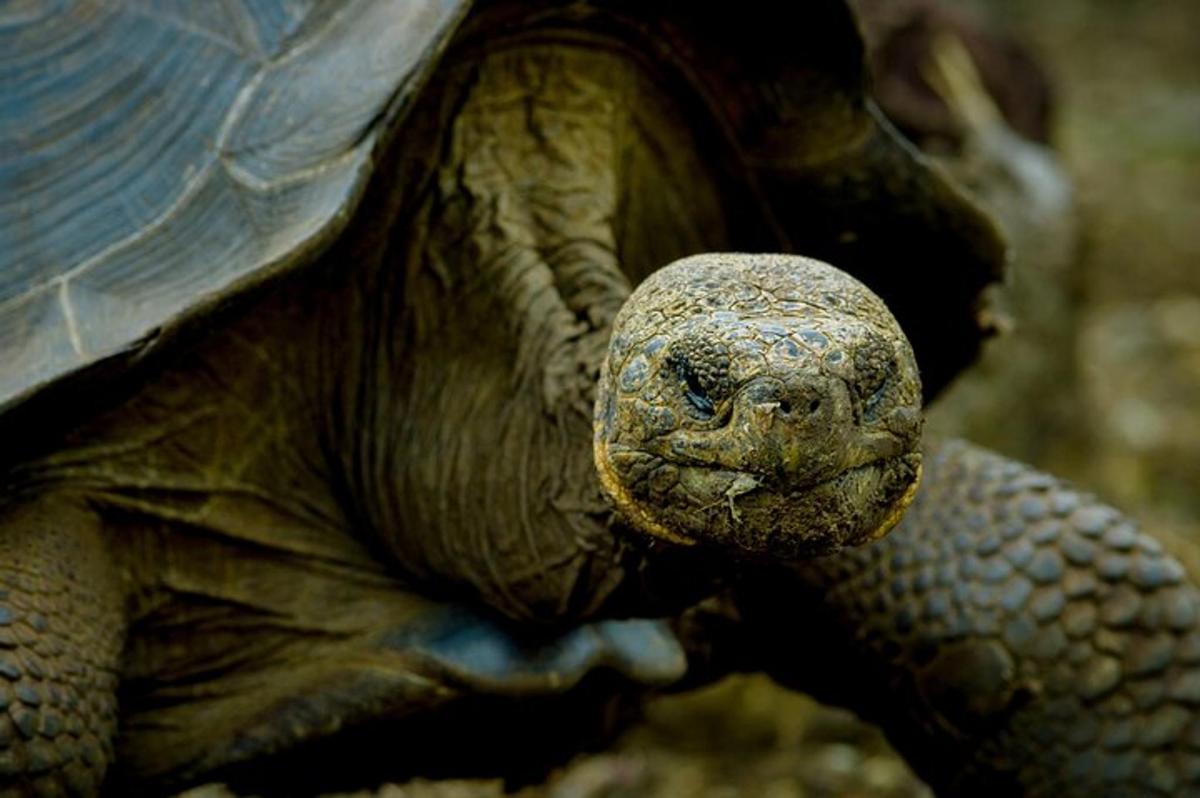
722,439 -> 1200,796
0,497 -> 124,797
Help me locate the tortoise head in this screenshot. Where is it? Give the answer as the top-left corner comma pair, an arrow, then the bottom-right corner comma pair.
594,253 -> 923,559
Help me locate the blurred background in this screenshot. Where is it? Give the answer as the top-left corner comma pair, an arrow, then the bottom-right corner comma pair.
935,0 -> 1200,554
189,1 -> 1199,795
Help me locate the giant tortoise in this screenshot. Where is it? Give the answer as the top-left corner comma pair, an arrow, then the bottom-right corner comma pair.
1,2 -> 1198,796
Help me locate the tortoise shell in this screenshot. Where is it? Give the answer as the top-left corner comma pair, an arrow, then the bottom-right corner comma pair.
0,0 -> 1002,418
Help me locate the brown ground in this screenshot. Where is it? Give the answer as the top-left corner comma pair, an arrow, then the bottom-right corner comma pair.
186,1 -> 1200,795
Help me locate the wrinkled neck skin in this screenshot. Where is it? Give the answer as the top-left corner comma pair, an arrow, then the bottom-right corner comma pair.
336,38 -> 739,623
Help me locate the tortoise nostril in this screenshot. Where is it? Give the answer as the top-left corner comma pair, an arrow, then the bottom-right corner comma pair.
764,396 -> 821,418
741,378 -> 828,420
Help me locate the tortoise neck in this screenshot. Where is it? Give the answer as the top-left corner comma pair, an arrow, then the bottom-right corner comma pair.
337,40 -> 735,622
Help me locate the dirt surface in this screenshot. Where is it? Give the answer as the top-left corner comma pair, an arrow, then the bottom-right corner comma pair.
185,1 -> 1199,795
180,678 -> 931,798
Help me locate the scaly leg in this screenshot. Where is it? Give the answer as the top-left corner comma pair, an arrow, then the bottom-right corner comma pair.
0,497 -> 124,797
723,439 -> 1200,796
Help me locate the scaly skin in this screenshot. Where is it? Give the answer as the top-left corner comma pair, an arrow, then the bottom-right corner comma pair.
0,500 -> 122,796
726,439 -> 1200,797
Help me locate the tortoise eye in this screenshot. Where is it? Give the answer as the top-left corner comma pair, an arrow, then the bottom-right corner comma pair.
666,336 -> 731,419
853,334 -> 896,400
684,381 -> 716,418
853,333 -> 898,421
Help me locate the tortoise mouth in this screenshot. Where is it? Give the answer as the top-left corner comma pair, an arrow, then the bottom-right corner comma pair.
595,440 -> 922,557
735,454 -> 922,548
